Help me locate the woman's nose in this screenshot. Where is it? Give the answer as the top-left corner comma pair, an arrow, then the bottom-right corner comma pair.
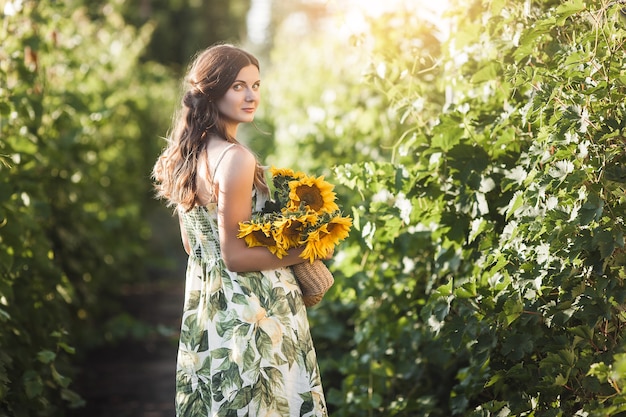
246,88 -> 257,101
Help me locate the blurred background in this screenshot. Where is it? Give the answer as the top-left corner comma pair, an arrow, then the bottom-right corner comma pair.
1,1 -> 449,415
4,0 -> 626,416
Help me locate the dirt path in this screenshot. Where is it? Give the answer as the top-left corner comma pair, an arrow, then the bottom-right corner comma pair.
69,278 -> 184,417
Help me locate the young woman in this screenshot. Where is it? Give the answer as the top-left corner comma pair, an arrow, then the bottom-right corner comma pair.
153,44 -> 328,416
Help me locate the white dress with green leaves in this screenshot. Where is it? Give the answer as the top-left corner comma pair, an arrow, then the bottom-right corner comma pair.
175,197 -> 328,417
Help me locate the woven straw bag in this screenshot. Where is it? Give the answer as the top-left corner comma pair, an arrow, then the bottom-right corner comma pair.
291,259 -> 334,307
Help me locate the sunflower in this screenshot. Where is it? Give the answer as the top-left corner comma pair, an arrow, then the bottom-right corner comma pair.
237,221 -> 288,258
238,167 -> 351,263
288,175 -> 339,213
272,217 -> 303,249
300,215 -> 352,263
325,215 -> 352,242
270,166 -> 305,179
268,166 -> 306,205
273,211 -> 319,249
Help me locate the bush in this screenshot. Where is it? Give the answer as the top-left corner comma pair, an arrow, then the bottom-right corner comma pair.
0,1 -> 175,415
266,0 -> 626,415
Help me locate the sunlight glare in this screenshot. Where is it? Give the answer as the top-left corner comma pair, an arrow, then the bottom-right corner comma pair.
335,0 -> 451,40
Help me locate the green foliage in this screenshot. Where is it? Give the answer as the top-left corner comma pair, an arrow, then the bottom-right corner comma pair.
263,10 -> 443,174
267,0 -> 626,415
0,0 -> 176,415
99,0 -> 252,68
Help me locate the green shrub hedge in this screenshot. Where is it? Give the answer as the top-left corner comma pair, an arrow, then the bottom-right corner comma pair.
266,0 -> 626,415
0,1 -> 175,415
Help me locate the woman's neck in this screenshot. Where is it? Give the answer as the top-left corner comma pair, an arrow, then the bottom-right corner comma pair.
225,123 -> 239,141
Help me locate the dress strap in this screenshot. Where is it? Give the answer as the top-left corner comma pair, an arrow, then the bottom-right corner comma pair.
212,143 -> 236,179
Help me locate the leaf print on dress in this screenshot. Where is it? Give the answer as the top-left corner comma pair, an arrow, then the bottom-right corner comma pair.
175,202 -> 328,416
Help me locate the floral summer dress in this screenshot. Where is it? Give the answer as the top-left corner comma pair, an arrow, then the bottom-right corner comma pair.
175,150 -> 328,417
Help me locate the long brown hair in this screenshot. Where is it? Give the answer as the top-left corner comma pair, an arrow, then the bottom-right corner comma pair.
153,44 -> 269,210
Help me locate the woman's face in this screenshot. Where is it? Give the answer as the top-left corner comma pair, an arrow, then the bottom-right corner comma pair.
217,64 -> 260,131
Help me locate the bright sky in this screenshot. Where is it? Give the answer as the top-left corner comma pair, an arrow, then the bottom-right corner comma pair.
247,0 -> 451,44
337,0 -> 451,39
343,0 -> 449,18
247,0 -> 272,44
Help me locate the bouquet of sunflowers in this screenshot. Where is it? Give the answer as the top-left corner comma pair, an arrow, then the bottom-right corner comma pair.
237,167 -> 352,263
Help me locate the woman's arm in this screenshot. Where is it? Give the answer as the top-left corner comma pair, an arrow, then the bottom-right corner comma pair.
214,145 -> 305,272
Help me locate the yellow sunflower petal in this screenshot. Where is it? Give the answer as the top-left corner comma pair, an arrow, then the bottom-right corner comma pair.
270,166 -> 305,179
238,221 -> 288,258
300,226 -> 332,262
300,236 -> 326,263
325,215 -> 352,245
299,216 -> 352,262
238,222 -> 260,239
265,240 -> 289,259
288,175 -> 339,213
238,222 -> 271,246
272,217 -> 303,249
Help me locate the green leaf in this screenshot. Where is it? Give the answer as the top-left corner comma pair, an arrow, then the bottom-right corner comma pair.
514,17 -> 555,62
468,218 -> 487,243
61,388 -> 85,408
22,371 -> 43,399
431,117 -> 464,152
588,362 -> 610,383
505,191 -> 524,220
435,280 -> 453,297
57,342 -> 75,355
455,282 -> 477,299
0,303 -> 10,322
36,350 -> 56,364
503,296 -> 523,325
51,365 -> 70,388
471,62 -> 500,84
555,0 -> 586,26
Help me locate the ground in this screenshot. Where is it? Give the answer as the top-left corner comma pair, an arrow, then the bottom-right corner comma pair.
69,278 -> 184,417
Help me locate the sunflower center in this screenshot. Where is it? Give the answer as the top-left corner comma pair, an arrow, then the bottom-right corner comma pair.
252,230 -> 276,247
326,223 -> 338,234
295,185 -> 324,211
283,220 -> 303,238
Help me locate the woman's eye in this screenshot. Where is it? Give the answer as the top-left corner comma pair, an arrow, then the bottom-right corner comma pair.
253,83 -> 260,90
233,84 -> 243,91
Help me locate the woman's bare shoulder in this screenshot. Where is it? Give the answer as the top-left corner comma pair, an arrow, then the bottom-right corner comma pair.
212,143 -> 256,181
205,138 -> 252,169
225,142 -> 254,158
195,141 -> 256,205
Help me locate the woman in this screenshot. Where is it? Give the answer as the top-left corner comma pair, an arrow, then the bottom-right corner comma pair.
153,44 -> 328,416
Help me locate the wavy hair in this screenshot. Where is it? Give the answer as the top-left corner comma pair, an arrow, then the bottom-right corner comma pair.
153,44 -> 269,210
